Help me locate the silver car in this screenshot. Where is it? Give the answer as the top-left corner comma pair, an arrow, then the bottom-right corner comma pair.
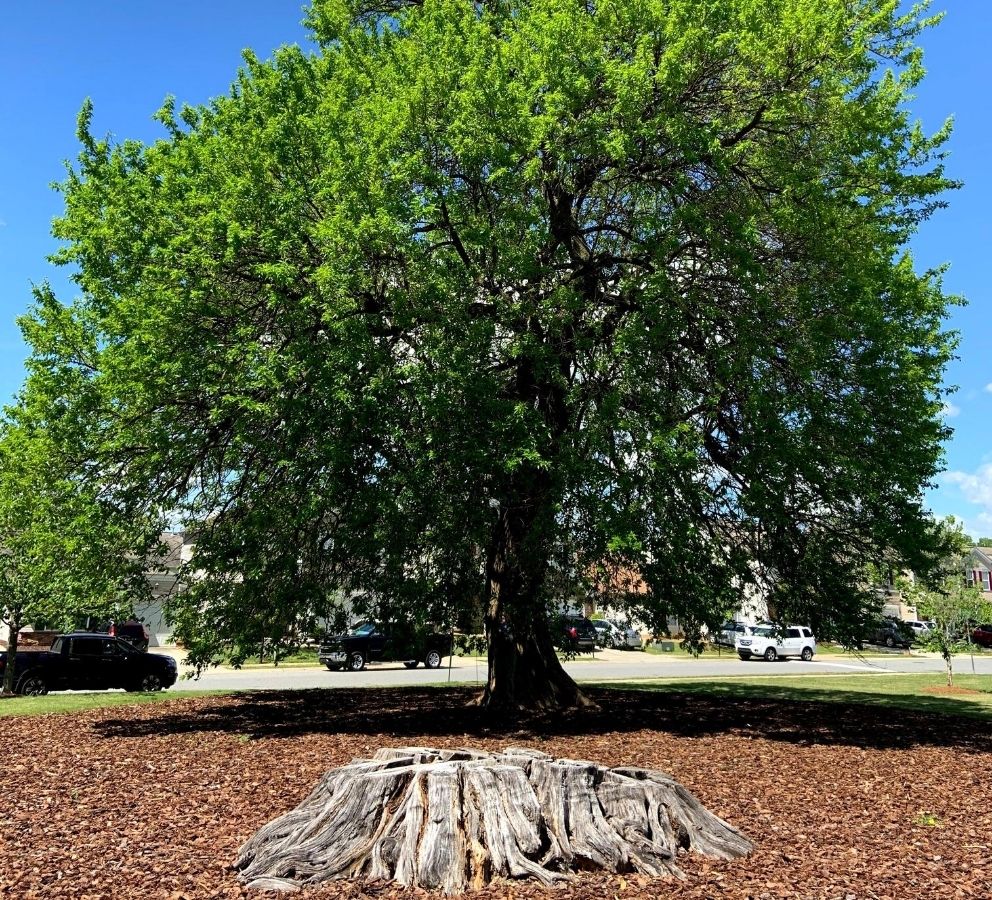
592,619 -> 642,649
611,619 -> 643,649
715,621 -> 748,647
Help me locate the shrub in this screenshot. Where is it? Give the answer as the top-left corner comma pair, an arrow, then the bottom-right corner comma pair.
454,633 -> 488,656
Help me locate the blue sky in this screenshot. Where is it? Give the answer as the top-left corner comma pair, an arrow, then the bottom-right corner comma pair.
0,3 -> 990,535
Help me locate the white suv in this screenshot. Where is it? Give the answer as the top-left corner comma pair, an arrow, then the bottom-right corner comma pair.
736,624 -> 816,661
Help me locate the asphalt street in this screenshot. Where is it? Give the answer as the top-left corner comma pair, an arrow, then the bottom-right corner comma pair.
160,647 -> 992,693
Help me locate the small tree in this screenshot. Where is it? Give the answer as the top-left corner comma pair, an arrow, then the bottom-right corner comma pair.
913,580 -> 990,686
904,517 -> 992,686
0,422 -> 156,694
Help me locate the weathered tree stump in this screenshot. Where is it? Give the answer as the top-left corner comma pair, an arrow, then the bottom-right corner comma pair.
235,747 -> 752,894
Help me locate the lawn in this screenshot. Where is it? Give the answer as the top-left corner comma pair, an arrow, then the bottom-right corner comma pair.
0,688 -> 223,717
595,672 -> 992,719
5,670 -> 989,721
223,647 -> 321,667
644,640 -> 911,659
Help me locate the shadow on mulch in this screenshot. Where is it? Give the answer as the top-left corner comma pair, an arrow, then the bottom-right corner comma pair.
91,685 -> 992,753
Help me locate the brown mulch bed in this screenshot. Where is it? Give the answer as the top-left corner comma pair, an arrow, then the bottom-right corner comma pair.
921,685 -> 984,696
2,687 -> 990,899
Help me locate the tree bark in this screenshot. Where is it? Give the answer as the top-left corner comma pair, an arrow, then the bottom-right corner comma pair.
477,299 -> 583,713
235,747 -> 753,894
482,605 -> 592,714
479,488 -> 593,714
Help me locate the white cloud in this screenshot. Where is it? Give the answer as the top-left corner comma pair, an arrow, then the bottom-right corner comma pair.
985,383 -> 992,394
945,464 -> 992,505
941,401 -> 961,418
932,508 -> 992,542
959,512 -> 992,543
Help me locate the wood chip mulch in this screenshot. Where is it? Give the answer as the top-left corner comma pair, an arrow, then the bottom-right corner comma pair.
2,686 -> 990,899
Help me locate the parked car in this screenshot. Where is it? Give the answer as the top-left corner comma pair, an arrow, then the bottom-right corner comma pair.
971,624 -> 992,648
591,619 -> 642,649
558,615 -> 598,653
714,621 -> 748,648
905,620 -> 933,639
736,625 -> 816,661
867,618 -> 914,649
591,619 -> 615,647
318,621 -> 453,671
78,617 -> 151,651
0,633 -> 177,695
111,619 -> 151,651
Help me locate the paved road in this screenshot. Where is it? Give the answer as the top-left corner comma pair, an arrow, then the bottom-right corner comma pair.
163,647 -> 992,693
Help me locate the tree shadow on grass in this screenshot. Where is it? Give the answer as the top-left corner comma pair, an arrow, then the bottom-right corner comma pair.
91,682 -> 992,754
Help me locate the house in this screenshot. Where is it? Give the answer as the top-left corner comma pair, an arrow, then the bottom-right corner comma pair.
0,532 -> 188,649
577,562 -> 770,639
132,532 -> 188,647
966,546 -> 992,593
875,584 -> 917,622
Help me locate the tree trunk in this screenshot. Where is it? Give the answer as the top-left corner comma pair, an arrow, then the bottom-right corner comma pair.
482,607 -> 592,713
477,331 -> 581,714
235,747 -> 753,894
479,490 -> 592,714
2,607 -> 21,696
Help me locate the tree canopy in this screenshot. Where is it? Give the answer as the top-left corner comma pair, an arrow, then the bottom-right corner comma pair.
0,422 -> 154,692
17,0 -> 958,709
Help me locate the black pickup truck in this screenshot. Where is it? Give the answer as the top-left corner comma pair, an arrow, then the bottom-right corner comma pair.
0,632 -> 178,695
318,621 -> 453,671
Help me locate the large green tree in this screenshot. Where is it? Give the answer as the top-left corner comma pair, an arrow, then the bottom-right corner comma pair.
19,0 -> 956,710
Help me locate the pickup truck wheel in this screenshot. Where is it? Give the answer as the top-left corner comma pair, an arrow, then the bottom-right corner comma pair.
424,650 -> 442,669
763,647 -> 777,662
403,660 -> 419,669
138,673 -> 163,692
885,635 -> 896,648
801,646 -> 814,661
18,674 -> 48,696
348,651 -> 366,671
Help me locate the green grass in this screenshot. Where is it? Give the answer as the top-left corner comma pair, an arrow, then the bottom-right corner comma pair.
643,641 -> 907,659
592,672 -> 992,720
643,643 -> 694,657
805,643 -> 902,657
4,670 -> 990,724
0,689 -> 224,718
225,647 -> 321,668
